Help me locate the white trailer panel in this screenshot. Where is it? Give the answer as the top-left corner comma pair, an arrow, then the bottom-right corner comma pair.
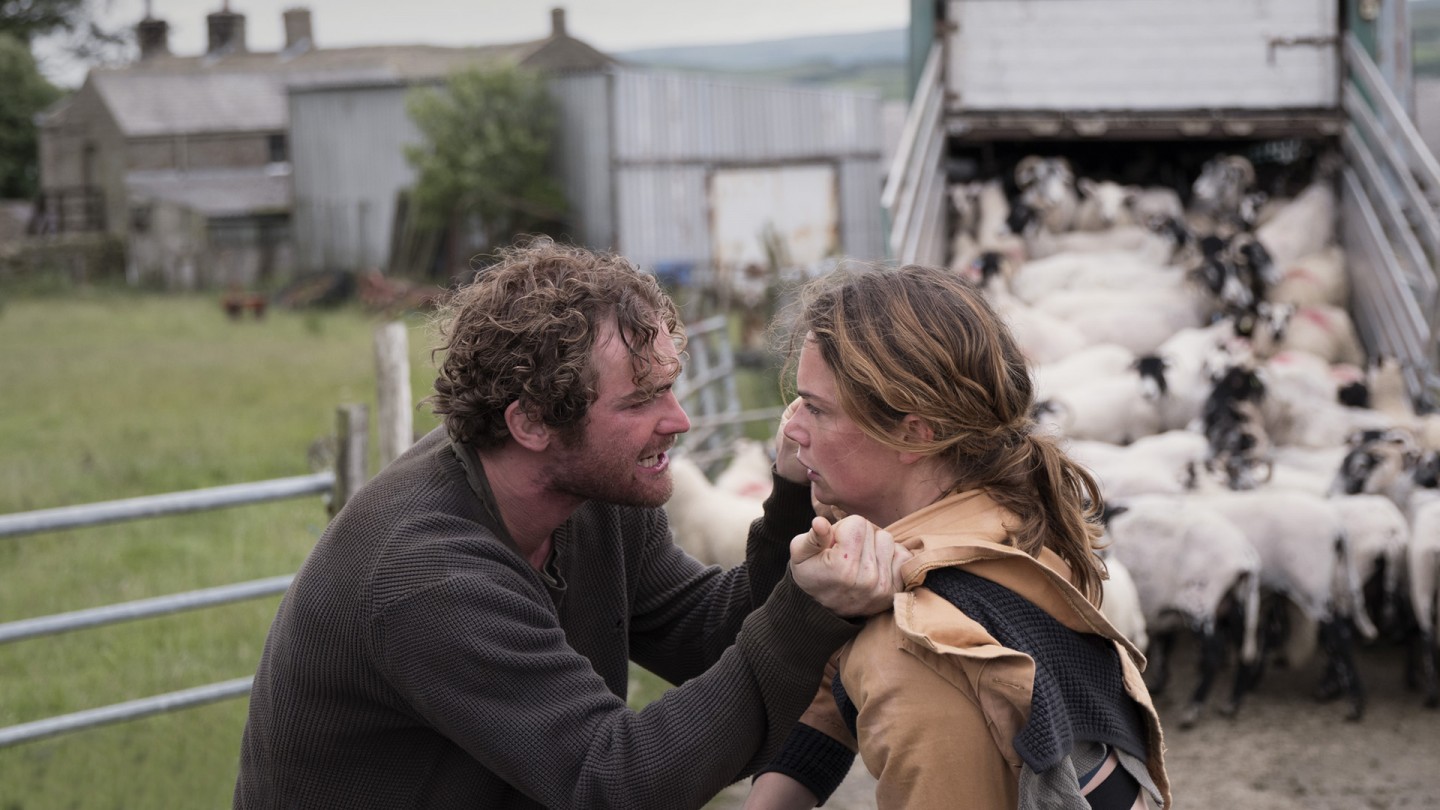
948,0 -> 1338,111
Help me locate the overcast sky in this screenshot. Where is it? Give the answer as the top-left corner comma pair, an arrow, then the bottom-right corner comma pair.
37,0 -> 910,86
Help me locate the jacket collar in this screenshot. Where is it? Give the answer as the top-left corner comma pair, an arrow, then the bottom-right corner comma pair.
887,489 -> 1145,668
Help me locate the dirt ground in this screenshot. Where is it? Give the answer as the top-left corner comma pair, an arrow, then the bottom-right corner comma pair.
708,640 -> 1440,809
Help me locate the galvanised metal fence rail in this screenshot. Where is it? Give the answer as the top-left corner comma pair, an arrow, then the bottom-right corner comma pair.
0,415 -> 366,750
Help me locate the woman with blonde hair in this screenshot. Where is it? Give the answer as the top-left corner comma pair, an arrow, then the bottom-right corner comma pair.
747,263 -> 1170,809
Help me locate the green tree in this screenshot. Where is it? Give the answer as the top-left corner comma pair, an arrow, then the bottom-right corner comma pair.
0,32 -> 62,198
2,0 -> 123,63
405,65 -> 569,252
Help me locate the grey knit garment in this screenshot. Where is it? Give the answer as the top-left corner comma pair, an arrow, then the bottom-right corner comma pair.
234,426 -> 860,809
922,568 -> 1147,771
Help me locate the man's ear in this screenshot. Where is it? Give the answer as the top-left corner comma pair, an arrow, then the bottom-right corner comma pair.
504,400 -> 552,452
897,414 -> 935,464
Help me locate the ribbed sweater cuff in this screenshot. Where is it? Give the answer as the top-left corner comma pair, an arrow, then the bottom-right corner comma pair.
758,723 -> 857,806
761,470 -> 817,540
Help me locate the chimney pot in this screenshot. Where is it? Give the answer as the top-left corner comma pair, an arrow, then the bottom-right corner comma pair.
207,6 -> 248,55
137,15 -> 170,60
551,7 -> 566,38
283,7 -> 314,51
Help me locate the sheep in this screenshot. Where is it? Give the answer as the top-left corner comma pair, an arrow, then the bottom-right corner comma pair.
1068,430 -> 1208,499
1099,551 -> 1149,652
1032,373 -> 1162,445
1335,437 -> 1440,706
1032,343 -> 1137,404
1256,181 -> 1338,271
1103,496 -> 1262,727
1008,250 -> 1183,306
1126,186 -> 1186,230
1267,245 -> 1350,309
1250,302 -> 1366,367
1034,287 -> 1211,356
1330,494 -> 1411,636
1406,493 -> 1440,707
1014,155 -> 1079,233
1403,472 -> 1440,708
664,454 -> 764,568
713,438 -> 774,501
1258,351 -> 1396,449
1143,322 -> 1249,432
1181,487 -> 1376,720
976,254 -> 1095,365
1189,154 -> 1257,231
1073,179 -> 1137,231
1012,208 -> 1181,265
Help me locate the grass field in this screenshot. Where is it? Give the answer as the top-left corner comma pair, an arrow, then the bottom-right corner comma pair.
0,287 -> 784,809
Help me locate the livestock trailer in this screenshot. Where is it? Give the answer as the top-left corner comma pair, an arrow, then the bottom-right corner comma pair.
887,0 -> 1440,404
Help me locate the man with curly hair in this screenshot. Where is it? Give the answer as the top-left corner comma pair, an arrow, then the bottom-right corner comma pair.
235,239 -> 908,809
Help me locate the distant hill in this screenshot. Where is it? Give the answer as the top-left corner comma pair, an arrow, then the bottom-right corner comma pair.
616,29 -> 907,100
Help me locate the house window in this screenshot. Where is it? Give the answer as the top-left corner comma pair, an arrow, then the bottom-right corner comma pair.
268,134 -> 288,163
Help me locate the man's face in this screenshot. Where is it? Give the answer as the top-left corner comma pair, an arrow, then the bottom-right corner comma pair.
543,319 -> 690,508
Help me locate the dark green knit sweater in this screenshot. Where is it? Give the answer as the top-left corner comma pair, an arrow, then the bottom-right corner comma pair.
234,427 -> 858,809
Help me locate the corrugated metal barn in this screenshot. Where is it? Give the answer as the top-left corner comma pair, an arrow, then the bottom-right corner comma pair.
287,66 -> 885,280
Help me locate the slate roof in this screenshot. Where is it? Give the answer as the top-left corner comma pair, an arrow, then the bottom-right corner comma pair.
73,34 -> 612,137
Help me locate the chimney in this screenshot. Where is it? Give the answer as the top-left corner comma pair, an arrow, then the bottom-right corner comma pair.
550,7 -> 566,38
136,11 -> 170,60
206,3 -> 247,55
283,7 -> 313,51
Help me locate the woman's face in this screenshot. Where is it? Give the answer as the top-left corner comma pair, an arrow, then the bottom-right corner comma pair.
783,338 -> 913,526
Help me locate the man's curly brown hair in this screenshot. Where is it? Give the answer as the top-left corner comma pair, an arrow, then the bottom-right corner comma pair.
426,239 -> 685,450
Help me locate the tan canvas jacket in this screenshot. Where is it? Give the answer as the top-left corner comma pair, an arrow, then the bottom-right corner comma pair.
798,490 -> 1171,809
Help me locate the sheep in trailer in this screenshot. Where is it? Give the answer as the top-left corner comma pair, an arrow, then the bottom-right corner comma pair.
1014,155 -> 1079,233
1007,250 -> 1185,306
1073,178 -> 1137,231
1266,245 -> 1350,309
1103,497 -> 1262,727
1034,287 -> 1211,357
1256,181 -> 1338,271
1250,302 -> 1366,367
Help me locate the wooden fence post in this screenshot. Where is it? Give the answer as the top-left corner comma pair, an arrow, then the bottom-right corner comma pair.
374,321 -> 413,470
331,404 -> 369,517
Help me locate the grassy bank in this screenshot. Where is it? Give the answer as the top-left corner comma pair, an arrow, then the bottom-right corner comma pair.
0,290 -> 783,808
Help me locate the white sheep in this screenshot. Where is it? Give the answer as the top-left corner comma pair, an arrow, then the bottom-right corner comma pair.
1330,494 -> 1410,634
1182,487 -> 1376,720
1014,155 -> 1079,233
1251,302 -> 1366,367
1267,245 -> 1350,309
1032,343 -> 1137,404
664,455 -> 764,568
1036,287 -> 1211,356
1105,496 -> 1262,727
1009,250 -> 1182,306
1099,552 -> 1149,652
1034,373 -> 1162,445
1256,181 -> 1338,271
713,438 -> 774,501
1126,186 -> 1186,230
1073,179 -> 1137,231
985,280 -> 1095,365
1405,488 -> 1440,707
